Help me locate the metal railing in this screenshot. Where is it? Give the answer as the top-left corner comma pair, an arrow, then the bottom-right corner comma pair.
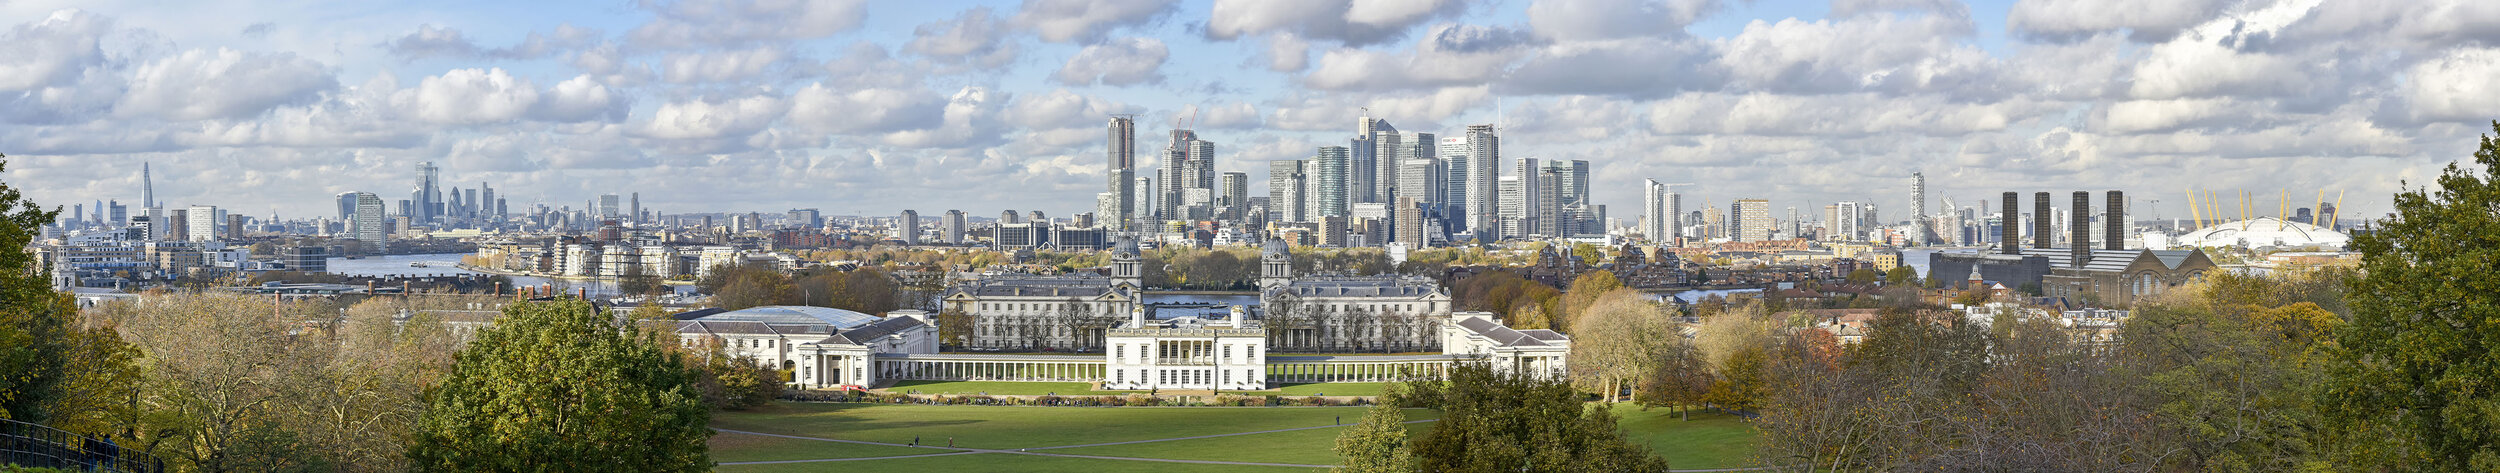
0,418 -> 162,473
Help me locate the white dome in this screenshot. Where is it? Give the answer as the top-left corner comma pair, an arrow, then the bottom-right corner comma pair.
2175,217 -> 2349,249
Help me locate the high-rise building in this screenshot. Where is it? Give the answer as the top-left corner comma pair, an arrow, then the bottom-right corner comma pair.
1828,201 -> 1863,242
1397,157 -> 1441,207
944,210 -> 967,244
140,162 -> 155,210
1735,199 -> 1771,242
1505,157 -> 1541,237
336,192 -> 358,222
186,205 -> 219,242
599,194 -> 621,219
1643,179 -> 1679,243
1109,116 -> 1135,230
1313,146 -> 1350,218
1268,160 -> 1309,224
351,192 -> 385,252
1910,172 -> 1927,245
479,183 -> 496,221
1159,129 -> 1197,220
1220,172 -> 1247,221
1393,197 -> 1424,247
1355,117 -> 1400,204
1440,136 -> 1469,211
413,161 -> 440,223
630,192 -> 642,224
898,210 -> 921,245
1465,125 -> 1499,240
1498,175 -> 1526,238
787,209 -> 821,229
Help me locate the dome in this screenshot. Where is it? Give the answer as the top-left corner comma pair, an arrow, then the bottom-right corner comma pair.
2174,217 -> 2350,249
1262,238 -> 1292,261
1112,235 -> 1140,258
695,305 -> 884,329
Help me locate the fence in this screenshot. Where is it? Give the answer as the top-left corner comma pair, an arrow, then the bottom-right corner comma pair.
0,418 -> 162,473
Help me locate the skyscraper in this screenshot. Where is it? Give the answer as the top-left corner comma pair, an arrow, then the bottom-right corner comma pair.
898,210 -> 920,245
336,192 -> 359,222
599,194 -> 621,219
1643,179 -> 1678,243
1397,132 -> 1439,205
1159,129 -> 1197,220
141,162 -> 155,210
1268,160 -> 1309,224
351,192 -> 385,252
187,205 -> 219,242
414,161 -> 439,223
630,192 -> 642,224
1351,118 -> 1377,204
479,183 -> 495,220
944,210 -> 967,244
1828,201 -> 1863,242
1910,172 -> 1927,245
1314,146 -> 1351,218
1440,136 -> 1468,212
1465,125 -> 1499,240
1504,157 -> 1541,237
1109,116 -> 1135,230
1220,172 -> 1247,221
1735,199 -> 1771,242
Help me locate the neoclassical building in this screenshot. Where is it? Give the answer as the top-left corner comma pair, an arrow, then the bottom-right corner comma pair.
1257,238 -> 1454,352
1102,305 -> 1267,391
665,305 -> 938,388
942,237 -> 1146,351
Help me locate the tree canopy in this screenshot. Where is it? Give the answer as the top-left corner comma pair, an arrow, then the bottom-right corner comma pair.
409,298 -> 711,472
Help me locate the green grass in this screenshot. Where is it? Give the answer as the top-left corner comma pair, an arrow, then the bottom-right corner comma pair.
707,431 -> 945,462
1609,403 -> 1763,469
716,453 -> 1323,473
712,402 -> 1394,450
1048,417 -> 1434,465
1272,382 -> 1389,396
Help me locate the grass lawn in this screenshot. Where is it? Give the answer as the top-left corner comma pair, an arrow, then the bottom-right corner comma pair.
1048,417 -> 1434,465
707,431 -> 944,463
1609,403 -> 1762,469
1272,382 -> 1390,396
716,453 -> 1323,473
712,402 -> 1394,450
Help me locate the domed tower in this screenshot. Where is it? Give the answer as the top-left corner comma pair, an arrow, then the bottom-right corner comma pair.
1111,235 -> 1143,288
1259,238 -> 1294,291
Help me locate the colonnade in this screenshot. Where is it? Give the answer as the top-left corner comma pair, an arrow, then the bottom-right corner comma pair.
1265,361 -> 1448,383
879,358 -> 1104,382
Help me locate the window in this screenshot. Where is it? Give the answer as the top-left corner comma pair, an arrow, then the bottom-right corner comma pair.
1224,345 -> 1233,363
1116,345 -> 1124,362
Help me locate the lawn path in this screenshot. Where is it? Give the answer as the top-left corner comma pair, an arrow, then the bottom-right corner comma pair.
1023,419 -> 1437,450
714,427 -> 1341,468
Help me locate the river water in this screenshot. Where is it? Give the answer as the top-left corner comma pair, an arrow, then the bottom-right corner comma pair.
325,253 -> 691,296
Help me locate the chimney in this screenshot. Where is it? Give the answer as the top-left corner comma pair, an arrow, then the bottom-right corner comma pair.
2106,190 -> 2125,251
2033,192 -> 2052,249
2001,192 -> 2019,255
2071,191 -> 2091,267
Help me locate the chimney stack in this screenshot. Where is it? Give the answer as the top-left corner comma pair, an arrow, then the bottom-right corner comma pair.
2001,192 -> 2020,255
2033,192 -> 2052,249
2106,190 -> 2125,251
2071,191 -> 2091,267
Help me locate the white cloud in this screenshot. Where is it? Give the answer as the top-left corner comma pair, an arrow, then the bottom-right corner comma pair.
1197,101 -> 1262,129
1647,92 -> 2023,137
1712,14 -> 1994,95
117,48 -> 335,121
1012,0 -> 1176,43
532,75 -> 627,122
387,24 -> 600,60
391,68 -> 540,125
628,0 -> 869,47
788,83 -> 947,134
2007,0 -> 2230,42
1206,0 -> 1471,47
907,6 -> 1018,68
1264,33 -> 1310,72
0,9 -> 112,92
1526,0 -> 1719,41
1302,24 -> 1530,91
2402,47 -> 2500,123
660,46 -> 787,83
640,94 -> 786,140
1052,37 -> 1167,86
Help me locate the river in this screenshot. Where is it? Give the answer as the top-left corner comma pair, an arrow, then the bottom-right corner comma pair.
325,253 -> 692,296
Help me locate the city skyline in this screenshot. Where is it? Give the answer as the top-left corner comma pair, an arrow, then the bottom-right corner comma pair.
5,0 -> 2494,222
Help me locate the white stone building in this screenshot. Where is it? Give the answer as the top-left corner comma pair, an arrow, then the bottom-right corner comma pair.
1102,306 -> 1267,391
1442,311 -> 1571,379
665,305 -> 937,389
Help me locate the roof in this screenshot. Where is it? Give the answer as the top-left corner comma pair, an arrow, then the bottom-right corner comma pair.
2175,217 -> 2350,248
687,305 -> 882,330
822,316 -> 926,345
1453,316 -> 1564,348
1272,276 -> 1443,298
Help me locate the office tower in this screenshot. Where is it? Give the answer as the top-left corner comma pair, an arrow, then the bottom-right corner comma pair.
1439,136 -> 1468,210
1029,210 -> 1046,224
1351,118 -> 1376,204
1133,176 -> 1156,227
1187,138 -> 1215,189
1643,179 -> 1671,242
1394,197 -> 1424,246
1159,130 -> 1194,220
1498,175 -> 1525,238
480,184 -> 495,220
1220,172 -> 1247,221
1828,201 -> 1863,242
140,162 -> 155,210
1314,146 -> 1350,217
1269,160 -> 1309,224
1465,125 -> 1499,240
495,198 -> 506,219
1909,172 -> 1927,244
336,192 -> 357,222
630,193 -> 642,224
109,201 -> 126,226
599,194 -> 621,219
1396,156 -> 1441,207
1357,117 -> 1401,203
413,161 -> 439,223
1109,116 -> 1136,230
899,210 -> 920,245
1000,210 -> 1022,225
1504,157 -> 1541,237
184,205 -> 217,242
944,210 -> 966,244
787,209 -> 821,229
1734,199 -> 1770,242
1786,206 -> 1800,239
164,209 -> 187,241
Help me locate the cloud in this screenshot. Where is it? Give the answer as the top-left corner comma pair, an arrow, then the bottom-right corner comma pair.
2401,47 -> 2500,123
116,48 -> 335,121
1647,92 -> 2026,137
1206,0 -> 1472,47
1012,0 -> 1177,43
660,46 -> 788,83
906,7 -> 1018,68
1263,32 -> 1310,72
639,94 -> 786,141
1712,13 -> 1995,96
1500,37 -> 1721,98
391,68 -> 539,125
1053,37 -> 1167,86
2007,0 -> 2230,43
1197,101 -> 1261,129
787,83 -> 947,134
0,9 -> 113,92
628,0 -> 869,48
1829,0 -> 1967,19
385,24 -> 598,60
532,75 -> 628,122
1302,24 -> 1530,91
1526,0 -> 1720,41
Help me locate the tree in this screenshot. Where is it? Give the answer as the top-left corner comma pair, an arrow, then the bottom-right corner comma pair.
1883,266 -> 1917,287
1560,270 -> 1624,331
0,155 -> 71,424
1409,363 -> 1672,472
1635,341 -> 1713,421
409,298 -> 711,472
1568,289 -> 1675,403
936,308 -> 973,347
1334,390 -> 1415,473
2326,123 -> 2500,471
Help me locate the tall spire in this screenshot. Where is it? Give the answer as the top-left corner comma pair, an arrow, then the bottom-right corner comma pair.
142,162 -> 154,209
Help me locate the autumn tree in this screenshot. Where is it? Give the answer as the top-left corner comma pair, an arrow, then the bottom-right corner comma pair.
1334,389 -> 1416,473
1409,363 -> 1672,472
2326,123 -> 2500,471
409,298 -> 711,472
1883,265 -> 1917,287
0,155 -> 75,424
1568,289 -> 1677,403
1559,270 -> 1624,331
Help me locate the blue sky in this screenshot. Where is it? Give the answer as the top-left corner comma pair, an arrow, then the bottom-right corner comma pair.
4,0 -> 2495,225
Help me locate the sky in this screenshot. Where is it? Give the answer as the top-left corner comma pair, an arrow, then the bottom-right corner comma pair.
5,0 -> 2498,225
